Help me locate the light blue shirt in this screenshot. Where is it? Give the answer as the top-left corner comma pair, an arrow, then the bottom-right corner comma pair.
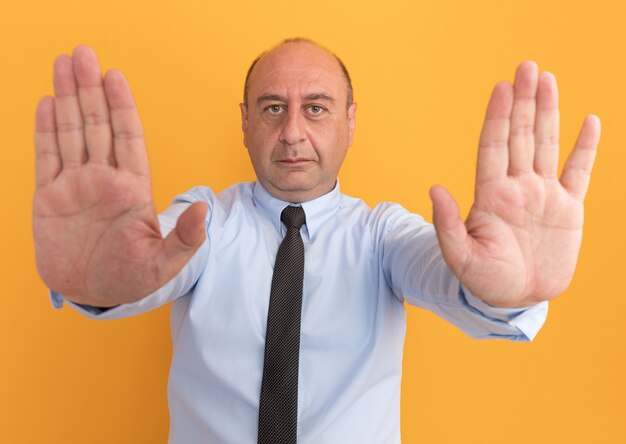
51,181 -> 548,443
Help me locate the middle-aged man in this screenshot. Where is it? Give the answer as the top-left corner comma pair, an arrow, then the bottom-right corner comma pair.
34,38 -> 600,443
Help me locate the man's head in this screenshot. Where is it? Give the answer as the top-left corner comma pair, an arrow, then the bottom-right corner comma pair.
240,38 -> 357,203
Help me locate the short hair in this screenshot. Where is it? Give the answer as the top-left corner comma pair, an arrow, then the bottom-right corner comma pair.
243,37 -> 354,107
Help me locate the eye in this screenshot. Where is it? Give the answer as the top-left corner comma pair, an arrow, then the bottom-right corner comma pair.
307,105 -> 326,116
266,105 -> 284,115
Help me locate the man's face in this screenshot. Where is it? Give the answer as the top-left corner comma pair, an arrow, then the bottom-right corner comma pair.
240,42 -> 357,203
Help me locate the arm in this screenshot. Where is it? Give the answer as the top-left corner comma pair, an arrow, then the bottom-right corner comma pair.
379,204 -> 547,340
33,46 -> 208,308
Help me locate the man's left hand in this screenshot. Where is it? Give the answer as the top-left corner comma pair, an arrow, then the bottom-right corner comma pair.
430,61 -> 601,308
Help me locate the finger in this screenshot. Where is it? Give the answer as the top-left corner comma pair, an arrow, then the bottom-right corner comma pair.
508,61 -> 539,176
35,96 -> 62,187
53,54 -> 86,168
429,185 -> 471,275
162,201 -> 208,266
534,71 -> 560,177
73,45 -> 114,165
476,81 -> 513,184
104,70 -> 150,177
560,115 -> 601,201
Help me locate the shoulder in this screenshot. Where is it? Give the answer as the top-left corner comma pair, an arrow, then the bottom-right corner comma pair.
338,191 -> 426,231
334,192 -> 430,250
172,182 -> 255,209
371,202 -> 427,231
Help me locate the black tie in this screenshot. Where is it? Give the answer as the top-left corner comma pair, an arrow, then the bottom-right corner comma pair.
258,205 -> 306,444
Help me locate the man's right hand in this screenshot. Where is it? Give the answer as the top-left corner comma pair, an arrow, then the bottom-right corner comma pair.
33,46 -> 208,307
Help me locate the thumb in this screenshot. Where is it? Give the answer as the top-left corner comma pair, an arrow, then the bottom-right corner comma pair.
163,201 -> 208,261
429,185 -> 470,274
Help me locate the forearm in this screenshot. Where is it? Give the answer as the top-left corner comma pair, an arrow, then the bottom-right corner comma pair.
381,207 -> 548,340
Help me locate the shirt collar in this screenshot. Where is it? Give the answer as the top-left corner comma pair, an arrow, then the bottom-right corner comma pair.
252,180 -> 341,240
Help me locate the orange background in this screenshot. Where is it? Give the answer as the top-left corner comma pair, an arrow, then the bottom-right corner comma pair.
1,0 -> 625,442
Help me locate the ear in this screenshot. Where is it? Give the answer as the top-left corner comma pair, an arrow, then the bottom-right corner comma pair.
347,103 -> 357,147
239,103 -> 248,147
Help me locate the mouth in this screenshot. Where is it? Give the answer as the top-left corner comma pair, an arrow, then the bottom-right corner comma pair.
276,158 -> 312,166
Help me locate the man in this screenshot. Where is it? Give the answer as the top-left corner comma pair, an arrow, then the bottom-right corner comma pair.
34,39 -> 600,443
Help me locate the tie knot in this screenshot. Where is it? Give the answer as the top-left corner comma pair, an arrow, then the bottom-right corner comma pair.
281,205 -> 306,230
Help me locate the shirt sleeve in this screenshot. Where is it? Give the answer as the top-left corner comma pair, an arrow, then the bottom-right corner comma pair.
48,194 -> 212,320
377,203 -> 548,341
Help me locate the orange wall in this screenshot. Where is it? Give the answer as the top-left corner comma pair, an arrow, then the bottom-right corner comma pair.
1,0 -> 624,442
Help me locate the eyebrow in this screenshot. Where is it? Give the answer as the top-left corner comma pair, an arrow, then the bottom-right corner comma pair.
256,93 -> 336,104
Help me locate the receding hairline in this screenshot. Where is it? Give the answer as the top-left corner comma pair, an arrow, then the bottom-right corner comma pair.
243,38 -> 354,107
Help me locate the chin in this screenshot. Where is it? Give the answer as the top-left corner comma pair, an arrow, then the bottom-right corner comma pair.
272,175 -> 318,192
265,178 -> 326,202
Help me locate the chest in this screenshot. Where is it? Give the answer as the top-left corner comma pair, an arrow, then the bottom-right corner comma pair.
187,219 -> 395,351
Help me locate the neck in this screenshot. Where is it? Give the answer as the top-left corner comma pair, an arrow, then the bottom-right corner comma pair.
258,179 -> 337,203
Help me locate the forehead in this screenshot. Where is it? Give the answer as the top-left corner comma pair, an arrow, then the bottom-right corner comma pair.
248,43 -> 347,102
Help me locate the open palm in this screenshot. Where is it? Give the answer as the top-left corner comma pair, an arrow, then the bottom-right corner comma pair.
430,62 -> 600,308
33,46 -> 207,307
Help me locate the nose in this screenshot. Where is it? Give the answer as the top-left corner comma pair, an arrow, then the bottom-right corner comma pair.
279,108 -> 306,146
